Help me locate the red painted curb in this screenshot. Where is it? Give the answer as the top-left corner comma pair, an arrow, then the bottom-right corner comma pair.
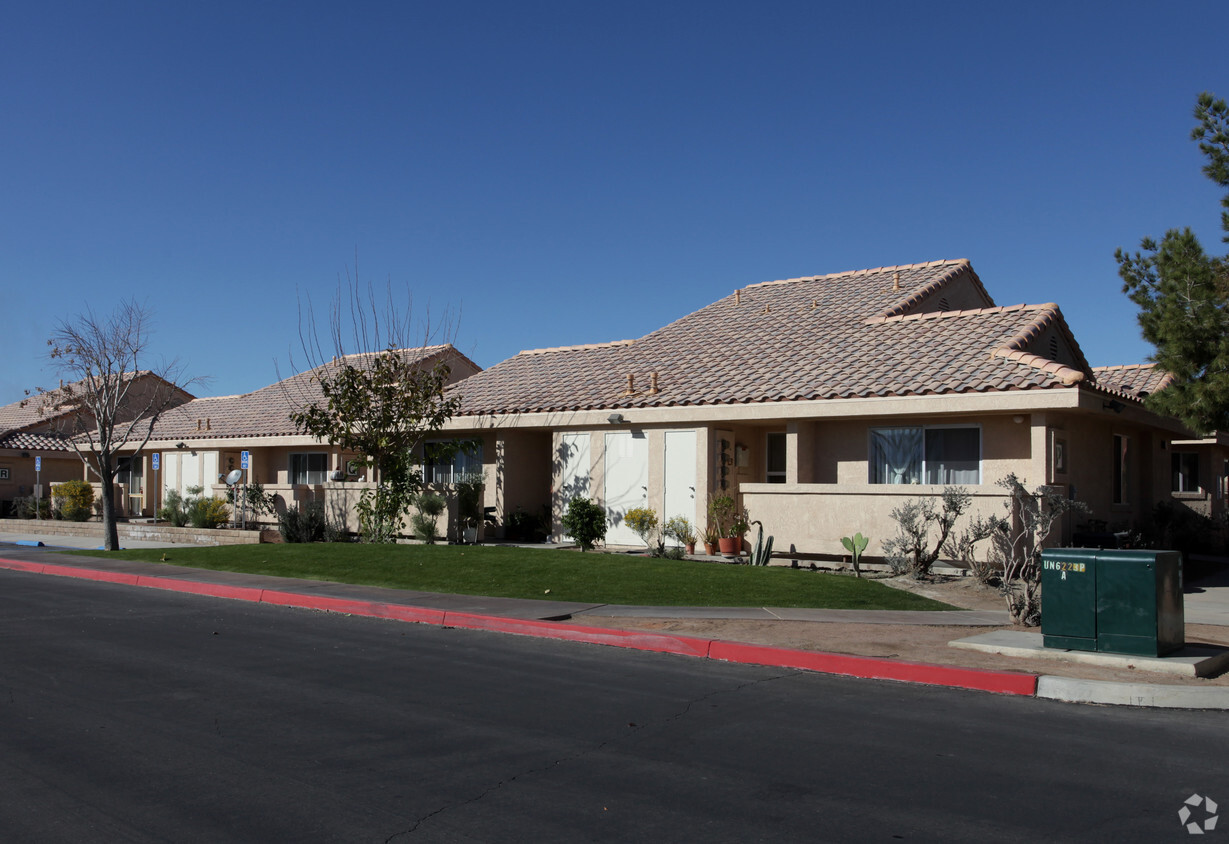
708,640 -> 1039,695
441,611 -> 715,658
0,558 -> 46,574
0,557 -> 1039,697
258,591 -> 447,625
41,564 -> 142,586
136,576 -> 267,603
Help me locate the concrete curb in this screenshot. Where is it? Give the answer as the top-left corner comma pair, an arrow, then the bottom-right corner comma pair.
1036,675 -> 1229,710
6,556 -> 1225,706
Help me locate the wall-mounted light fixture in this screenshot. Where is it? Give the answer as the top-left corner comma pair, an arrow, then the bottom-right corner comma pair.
175,441 -> 187,449
1012,415 -> 1025,424
1102,400 -> 1125,414
607,413 -> 626,425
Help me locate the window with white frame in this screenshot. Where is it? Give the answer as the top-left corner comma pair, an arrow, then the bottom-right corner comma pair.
766,432 -> 787,483
290,452 -> 328,485
869,426 -> 980,485
1172,452 -> 1199,493
424,440 -> 483,485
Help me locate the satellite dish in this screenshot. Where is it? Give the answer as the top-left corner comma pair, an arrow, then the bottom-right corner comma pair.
225,469 -> 243,485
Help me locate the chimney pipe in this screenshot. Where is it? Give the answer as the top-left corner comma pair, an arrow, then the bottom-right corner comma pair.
735,289 -> 741,306
649,372 -> 660,394
892,271 -> 901,291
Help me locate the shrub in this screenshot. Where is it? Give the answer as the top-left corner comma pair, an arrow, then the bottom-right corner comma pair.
52,480 -> 94,522
13,495 -> 52,520
991,475 -> 1087,627
412,492 -> 447,542
279,501 -> 329,543
189,496 -> 231,529
225,482 -> 277,520
455,474 -> 484,531
159,489 -> 189,527
663,516 -> 696,547
561,497 -> 607,551
883,487 -> 972,578
623,507 -> 660,551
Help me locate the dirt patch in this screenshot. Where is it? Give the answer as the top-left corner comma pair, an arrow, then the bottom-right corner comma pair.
569,574 -> 1229,688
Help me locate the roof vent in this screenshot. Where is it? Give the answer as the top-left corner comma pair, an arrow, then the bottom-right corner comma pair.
1049,335 -> 1060,359
892,271 -> 901,291
622,373 -> 636,396
762,304 -> 771,314
938,296 -> 951,312
649,372 -> 660,394
196,419 -> 202,431
735,289 -> 741,306
206,418 -> 211,431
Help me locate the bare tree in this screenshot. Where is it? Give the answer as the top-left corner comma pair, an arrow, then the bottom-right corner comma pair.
30,301 -> 196,550
286,264 -> 463,543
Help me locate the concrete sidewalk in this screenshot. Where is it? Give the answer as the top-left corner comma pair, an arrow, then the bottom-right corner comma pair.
2,538 -> 1227,709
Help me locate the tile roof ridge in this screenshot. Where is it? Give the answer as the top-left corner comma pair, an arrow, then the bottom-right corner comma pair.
744,258 -> 969,289
519,339 -> 635,356
988,304 -> 1089,386
867,261 -> 985,322
1092,362 -> 1160,373
865,301 -> 1042,326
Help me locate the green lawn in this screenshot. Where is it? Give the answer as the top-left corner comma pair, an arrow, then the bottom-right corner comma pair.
76,544 -> 953,610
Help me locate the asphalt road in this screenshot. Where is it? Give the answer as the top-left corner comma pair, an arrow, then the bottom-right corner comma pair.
1,569 -> 1226,843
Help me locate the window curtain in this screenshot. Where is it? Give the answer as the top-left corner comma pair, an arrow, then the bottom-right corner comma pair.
924,428 -> 980,484
871,427 -> 922,484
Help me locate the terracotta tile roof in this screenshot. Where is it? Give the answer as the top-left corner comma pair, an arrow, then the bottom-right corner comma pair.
0,399 -> 48,434
454,260 -> 1099,416
1092,364 -> 1174,399
0,430 -> 73,452
151,345 -> 479,441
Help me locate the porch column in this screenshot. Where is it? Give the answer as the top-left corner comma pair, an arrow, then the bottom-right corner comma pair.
1028,413 -> 1048,487
786,421 -> 815,484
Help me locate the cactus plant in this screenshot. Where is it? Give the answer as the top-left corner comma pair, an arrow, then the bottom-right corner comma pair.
748,521 -> 775,566
840,532 -> 869,577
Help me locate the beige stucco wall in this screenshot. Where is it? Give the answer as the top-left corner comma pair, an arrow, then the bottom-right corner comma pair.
0,452 -> 83,508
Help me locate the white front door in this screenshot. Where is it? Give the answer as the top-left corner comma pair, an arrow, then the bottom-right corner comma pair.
604,431 -> 648,546
663,431 -> 697,545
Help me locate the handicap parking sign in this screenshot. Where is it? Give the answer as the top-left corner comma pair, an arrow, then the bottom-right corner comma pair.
152,453 -> 160,471
241,451 -> 250,469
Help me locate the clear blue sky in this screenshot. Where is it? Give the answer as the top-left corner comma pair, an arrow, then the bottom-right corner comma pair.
3,1 -> 1226,401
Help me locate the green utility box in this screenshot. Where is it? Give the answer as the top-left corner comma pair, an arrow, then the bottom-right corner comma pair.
1040,548 -> 1184,657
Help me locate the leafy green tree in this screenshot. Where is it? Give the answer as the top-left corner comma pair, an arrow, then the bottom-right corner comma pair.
289,271 -> 460,543
1117,92 -> 1229,434
291,349 -> 459,543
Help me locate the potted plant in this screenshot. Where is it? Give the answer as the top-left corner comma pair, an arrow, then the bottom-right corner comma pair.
702,524 -> 719,556
664,515 -> 697,555
708,494 -> 748,556
455,474 -> 483,544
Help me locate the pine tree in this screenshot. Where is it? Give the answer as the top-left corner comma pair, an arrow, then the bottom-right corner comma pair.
1117,92 -> 1229,434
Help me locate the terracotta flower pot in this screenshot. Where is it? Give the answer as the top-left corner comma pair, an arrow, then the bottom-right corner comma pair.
703,541 -> 718,556
717,537 -> 740,555
684,542 -> 696,555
